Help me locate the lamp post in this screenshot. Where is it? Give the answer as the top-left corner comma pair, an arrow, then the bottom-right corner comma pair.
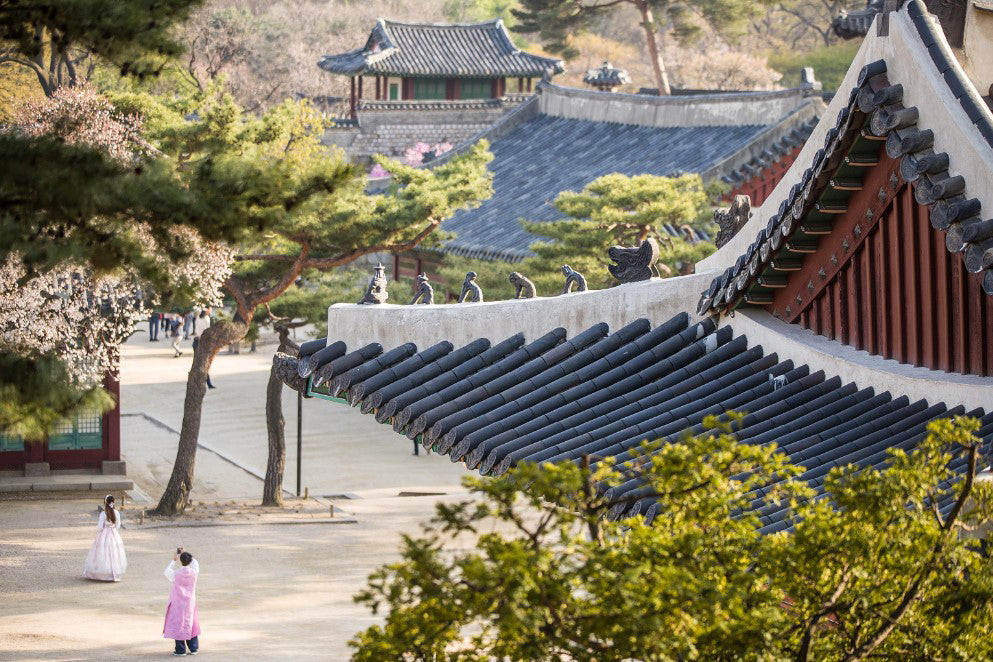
296,389 -> 302,497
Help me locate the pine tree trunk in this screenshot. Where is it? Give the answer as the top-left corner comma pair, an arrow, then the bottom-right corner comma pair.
637,1 -> 672,96
262,327 -> 298,506
150,320 -> 247,516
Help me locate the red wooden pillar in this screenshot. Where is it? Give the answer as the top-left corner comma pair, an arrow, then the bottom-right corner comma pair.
446,78 -> 456,100
375,75 -> 381,100
28,437 -> 44,462
392,254 -> 400,281
357,75 -> 363,102
527,77 -> 532,92
102,370 -> 121,462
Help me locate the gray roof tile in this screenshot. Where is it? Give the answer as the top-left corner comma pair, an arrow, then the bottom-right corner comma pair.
277,310 -> 990,531
439,115 -> 767,261
318,19 -> 562,78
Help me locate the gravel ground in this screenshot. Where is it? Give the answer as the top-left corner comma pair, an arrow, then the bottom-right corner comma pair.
0,327 -> 476,660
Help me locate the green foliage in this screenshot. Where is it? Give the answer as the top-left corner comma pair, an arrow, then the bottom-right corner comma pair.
438,172 -> 715,299
0,352 -> 114,442
351,415 -> 993,659
444,0 -> 521,27
0,63 -> 44,122
768,41 -> 859,92
0,0 -> 203,96
263,267 -> 368,338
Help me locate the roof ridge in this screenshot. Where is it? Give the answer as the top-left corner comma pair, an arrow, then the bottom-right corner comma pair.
379,18 -> 503,29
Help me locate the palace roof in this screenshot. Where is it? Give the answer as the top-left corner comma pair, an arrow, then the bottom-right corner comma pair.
281,1 -> 993,533
318,19 -> 564,78
430,83 -> 821,261
278,312 -> 993,532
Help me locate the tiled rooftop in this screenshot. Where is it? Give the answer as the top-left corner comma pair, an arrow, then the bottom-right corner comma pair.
438,115 -> 765,261
318,19 -> 563,78
278,311 -> 992,532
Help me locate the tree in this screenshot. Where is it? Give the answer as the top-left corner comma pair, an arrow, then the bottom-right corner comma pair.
148,92 -> 494,515
0,0 -> 203,96
181,6 -> 293,112
0,84 -> 230,439
512,0 -> 760,95
259,269 -> 365,506
438,172 -> 716,299
350,415 -> 993,659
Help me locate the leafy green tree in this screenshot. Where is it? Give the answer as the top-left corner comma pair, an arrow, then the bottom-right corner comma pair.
0,1 -> 358,439
0,0 -> 202,96
512,0 -> 761,95
350,415 -> 993,659
439,172 -> 716,298
142,90 -> 494,514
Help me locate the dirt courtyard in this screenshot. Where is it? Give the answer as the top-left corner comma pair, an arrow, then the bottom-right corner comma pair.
1,329 -> 475,660
0,493 -> 473,661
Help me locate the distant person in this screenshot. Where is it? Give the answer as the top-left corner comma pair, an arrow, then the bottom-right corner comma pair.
191,335 -> 216,389
149,311 -> 161,341
83,495 -> 127,582
183,311 -> 195,340
170,315 -> 183,357
163,547 -> 201,656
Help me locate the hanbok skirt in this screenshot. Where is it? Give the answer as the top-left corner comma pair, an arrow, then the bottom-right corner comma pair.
83,527 -> 127,581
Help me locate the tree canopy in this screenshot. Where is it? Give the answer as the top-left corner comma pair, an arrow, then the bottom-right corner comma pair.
351,415 -> 993,660
439,172 -> 716,300
512,0 -> 762,94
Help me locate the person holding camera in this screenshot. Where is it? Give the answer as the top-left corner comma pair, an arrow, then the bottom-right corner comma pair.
164,547 -> 201,656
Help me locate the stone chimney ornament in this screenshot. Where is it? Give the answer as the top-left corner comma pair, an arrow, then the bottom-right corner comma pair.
457,271 -> 483,303
509,272 -> 536,299
409,273 -> 434,305
607,238 -> 659,283
560,265 -> 587,294
357,263 -> 389,304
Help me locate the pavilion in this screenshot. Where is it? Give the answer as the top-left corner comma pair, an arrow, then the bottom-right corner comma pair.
318,19 -> 564,120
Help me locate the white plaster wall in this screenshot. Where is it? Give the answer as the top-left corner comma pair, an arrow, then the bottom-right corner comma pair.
699,8 -> 993,273
538,83 -> 811,128
326,271 -> 715,350
730,310 -> 993,412
960,7 -> 993,96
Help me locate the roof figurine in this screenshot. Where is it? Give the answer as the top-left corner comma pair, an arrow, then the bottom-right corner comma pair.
560,265 -> 588,294
318,19 -> 564,79
409,273 -> 434,305
509,272 -> 536,299
357,264 -> 389,305
458,271 -> 483,303
582,61 -> 631,92
608,238 -> 660,283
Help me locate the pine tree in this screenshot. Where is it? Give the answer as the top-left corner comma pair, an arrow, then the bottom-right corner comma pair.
146,93 -> 494,515
512,0 -> 760,95
439,172 -> 717,299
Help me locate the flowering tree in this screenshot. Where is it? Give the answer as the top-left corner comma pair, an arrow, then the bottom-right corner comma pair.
0,85 -> 232,439
369,141 -> 454,177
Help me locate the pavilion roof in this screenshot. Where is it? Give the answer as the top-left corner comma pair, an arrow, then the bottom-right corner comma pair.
318,19 -> 564,78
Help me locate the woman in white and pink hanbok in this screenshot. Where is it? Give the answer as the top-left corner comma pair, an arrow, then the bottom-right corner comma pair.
82,494 -> 127,581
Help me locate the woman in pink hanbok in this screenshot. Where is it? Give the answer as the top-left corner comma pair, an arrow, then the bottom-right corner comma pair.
164,547 -> 201,656
82,495 -> 127,581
